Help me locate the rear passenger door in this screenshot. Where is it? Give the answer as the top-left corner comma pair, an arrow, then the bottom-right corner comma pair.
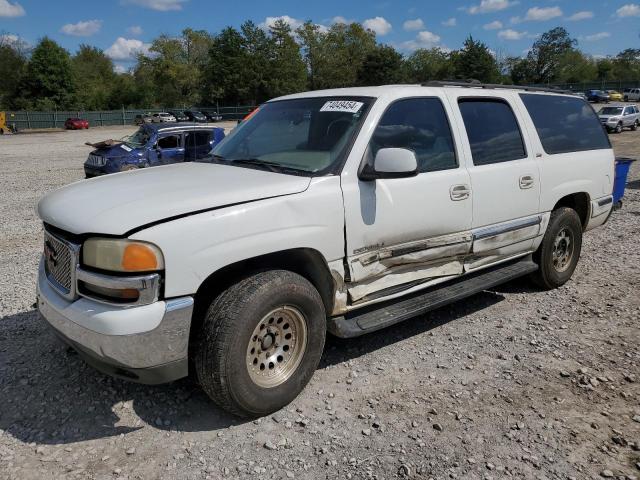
445,91 -> 541,270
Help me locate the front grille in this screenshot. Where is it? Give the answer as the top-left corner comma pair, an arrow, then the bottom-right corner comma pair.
44,230 -> 77,298
86,154 -> 106,166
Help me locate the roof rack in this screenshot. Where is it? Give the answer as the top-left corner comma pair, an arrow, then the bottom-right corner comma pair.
422,80 -> 573,95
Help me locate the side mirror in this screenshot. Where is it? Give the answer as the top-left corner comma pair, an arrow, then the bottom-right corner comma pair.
360,148 -> 418,181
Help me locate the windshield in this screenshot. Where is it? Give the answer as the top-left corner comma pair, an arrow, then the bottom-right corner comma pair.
122,126 -> 151,147
600,107 -> 623,115
202,97 -> 373,175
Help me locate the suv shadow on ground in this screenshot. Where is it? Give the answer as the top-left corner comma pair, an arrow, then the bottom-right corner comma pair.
0,287 -> 508,445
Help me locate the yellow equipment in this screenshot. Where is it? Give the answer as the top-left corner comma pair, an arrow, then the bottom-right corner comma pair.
0,112 -> 6,134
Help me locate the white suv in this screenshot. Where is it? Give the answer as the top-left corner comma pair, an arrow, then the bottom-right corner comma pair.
37,83 -> 615,417
623,88 -> 640,102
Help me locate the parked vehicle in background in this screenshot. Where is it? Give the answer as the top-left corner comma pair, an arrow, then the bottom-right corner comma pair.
203,110 -> 223,122
573,92 -> 588,100
169,110 -> 189,122
39,83 -> 615,418
598,104 -> 640,133
184,110 -> 207,123
83,123 -> 225,177
623,88 -> 640,102
64,118 -> 89,130
151,112 -> 177,123
587,90 -> 610,103
134,114 -> 152,125
605,90 -> 623,102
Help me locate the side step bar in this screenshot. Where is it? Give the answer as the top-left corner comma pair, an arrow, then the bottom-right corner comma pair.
328,256 -> 538,338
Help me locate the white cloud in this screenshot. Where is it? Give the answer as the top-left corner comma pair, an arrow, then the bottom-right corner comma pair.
441,17 -> 457,27
105,37 -> 151,60
123,0 -> 188,11
567,11 -> 593,21
616,4 -> 640,17
483,20 -> 503,29
403,18 -> 424,30
259,15 -> 304,31
402,30 -> 442,51
523,6 -> 562,21
127,25 -> 143,35
465,0 -> 518,15
0,33 -> 18,43
0,0 -> 24,17
114,64 -> 128,74
581,32 -> 611,41
61,19 -> 102,37
363,16 -> 392,35
332,16 -> 349,24
498,28 -> 528,40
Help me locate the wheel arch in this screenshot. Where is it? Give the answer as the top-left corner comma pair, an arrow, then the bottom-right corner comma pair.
552,192 -> 590,230
190,248 -> 336,343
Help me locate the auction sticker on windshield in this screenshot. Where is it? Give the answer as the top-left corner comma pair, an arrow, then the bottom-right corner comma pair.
320,100 -> 364,113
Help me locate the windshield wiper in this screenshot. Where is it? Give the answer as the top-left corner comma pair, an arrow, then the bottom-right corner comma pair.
230,158 -> 303,174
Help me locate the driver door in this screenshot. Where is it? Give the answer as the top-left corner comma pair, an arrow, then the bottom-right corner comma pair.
152,133 -> 184,165
341,96 -> 473,304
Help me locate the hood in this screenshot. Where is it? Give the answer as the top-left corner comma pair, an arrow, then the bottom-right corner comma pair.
93,143 -> 144,159
38,162 -> 311,235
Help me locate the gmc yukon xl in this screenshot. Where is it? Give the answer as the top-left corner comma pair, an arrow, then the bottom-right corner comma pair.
37,83 -> 614,417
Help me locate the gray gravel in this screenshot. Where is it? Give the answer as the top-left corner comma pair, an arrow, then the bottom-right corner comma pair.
1,125 -> 639,480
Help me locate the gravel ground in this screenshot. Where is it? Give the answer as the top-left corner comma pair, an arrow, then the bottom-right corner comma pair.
0,124 -> 639,480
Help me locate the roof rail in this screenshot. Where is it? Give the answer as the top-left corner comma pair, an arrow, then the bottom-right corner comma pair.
422,80 -> 574,95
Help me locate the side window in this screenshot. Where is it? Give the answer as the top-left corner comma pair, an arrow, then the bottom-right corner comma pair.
158,134 -> 180,149
186,130 -> 212,147
519,93 -> 610,154
458,99 -> 526,166
370,98 -> 457,173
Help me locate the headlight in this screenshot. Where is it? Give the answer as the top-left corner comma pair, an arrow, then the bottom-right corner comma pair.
83,238 -> 164,272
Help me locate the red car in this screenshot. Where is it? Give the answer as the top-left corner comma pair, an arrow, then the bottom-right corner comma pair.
64,118 -> 89,130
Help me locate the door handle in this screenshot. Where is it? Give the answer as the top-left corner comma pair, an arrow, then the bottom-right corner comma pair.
519,175 -> 534,189
450,184 -> 471,201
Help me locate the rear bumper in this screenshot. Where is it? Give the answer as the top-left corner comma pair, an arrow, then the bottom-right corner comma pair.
37,260 -> 193,384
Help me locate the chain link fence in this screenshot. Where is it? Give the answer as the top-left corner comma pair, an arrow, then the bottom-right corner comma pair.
2,105 -> 257,130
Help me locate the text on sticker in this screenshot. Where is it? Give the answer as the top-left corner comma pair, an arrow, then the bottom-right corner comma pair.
320,101 -> 364,114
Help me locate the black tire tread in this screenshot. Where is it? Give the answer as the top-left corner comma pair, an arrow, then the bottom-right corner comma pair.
195,270 -> 324,417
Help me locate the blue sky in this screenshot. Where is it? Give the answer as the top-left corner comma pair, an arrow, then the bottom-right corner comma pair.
1,0 -> 639,71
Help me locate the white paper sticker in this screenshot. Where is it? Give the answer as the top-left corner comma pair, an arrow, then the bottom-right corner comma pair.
320,100 -> 364,114
120,144 -> 132,152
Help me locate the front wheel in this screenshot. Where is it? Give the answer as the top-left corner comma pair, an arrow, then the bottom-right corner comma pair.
530,207 -> 583,290
195,270 -> 326,417
632,120 -> 639,131
615,122 -> 623,134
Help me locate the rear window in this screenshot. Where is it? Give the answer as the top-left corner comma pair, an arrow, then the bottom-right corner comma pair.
520,94 -> 610,155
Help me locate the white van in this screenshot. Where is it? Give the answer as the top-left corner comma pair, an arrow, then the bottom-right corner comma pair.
37,82 -> 614,417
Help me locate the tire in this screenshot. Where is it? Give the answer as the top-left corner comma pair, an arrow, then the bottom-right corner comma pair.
195,270 -> 326,418
530,207 -> 583,290
624,96 -> 629,102
615,122 -> 623,134
632,120 -> 639,131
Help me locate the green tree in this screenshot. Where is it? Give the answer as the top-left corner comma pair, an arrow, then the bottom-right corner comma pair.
611,49 -> 640,81
357,44 -> 404,86
266,19 -> 307,97
20,37 -> 76,109
404,48 -> 453,83
451,36 -> 500,83
0,35 -> 28,109
555,50 -> 597,83
202,26 -> 247,104
526,27 -> 576,83
71,45 -> 116,110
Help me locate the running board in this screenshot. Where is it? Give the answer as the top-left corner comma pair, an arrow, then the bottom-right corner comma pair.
328,256 -> 538,338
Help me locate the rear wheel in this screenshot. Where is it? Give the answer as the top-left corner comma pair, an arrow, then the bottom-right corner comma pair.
531,207 -> 583,290
195,270 -> 326,417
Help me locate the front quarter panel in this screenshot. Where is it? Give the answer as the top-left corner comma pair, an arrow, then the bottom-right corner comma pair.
130,176 -> 345,297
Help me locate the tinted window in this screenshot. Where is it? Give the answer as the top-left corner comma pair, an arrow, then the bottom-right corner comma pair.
158,134 -> 180,149
458,99 -> 526,165
520,94 -> 610,155
370,98 -> 456,172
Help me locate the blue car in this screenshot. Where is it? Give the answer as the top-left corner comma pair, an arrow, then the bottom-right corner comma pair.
84,123 -> 225,178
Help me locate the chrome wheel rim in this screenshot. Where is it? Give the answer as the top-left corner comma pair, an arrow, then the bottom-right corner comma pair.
552,228 -> 574,272
246,306 -> 307,388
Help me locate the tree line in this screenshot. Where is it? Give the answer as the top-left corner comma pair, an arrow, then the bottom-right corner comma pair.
1,21 -> 639,111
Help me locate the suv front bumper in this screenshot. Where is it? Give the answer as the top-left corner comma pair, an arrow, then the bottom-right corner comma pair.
37,260 -> 193,384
